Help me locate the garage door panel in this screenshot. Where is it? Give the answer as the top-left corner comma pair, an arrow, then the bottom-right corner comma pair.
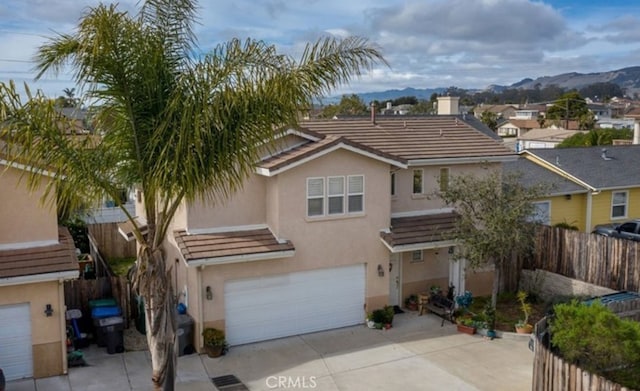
0,303 -> 33,381
225,264 -> 365,346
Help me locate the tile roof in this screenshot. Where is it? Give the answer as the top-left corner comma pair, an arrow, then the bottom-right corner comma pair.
503,157 -> 585,195
524,145 -> 640,189
0,227 -> 78,279
174,228 -> 294,264
380,212 -> 459,249
297,116 -> 513,161
518,128 -> 581,142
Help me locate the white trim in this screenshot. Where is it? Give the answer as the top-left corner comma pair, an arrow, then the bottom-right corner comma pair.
0,239 -> 59,251
407,155 -> 517,166
283,128 -> 322,142
188,250 -> 295,267
390,207 -> 455,219
0,270 -> 79,287
0,159 -> 58,178
256,142 -> 406,177
380,238 -> 458,253
186,224 -> 269,235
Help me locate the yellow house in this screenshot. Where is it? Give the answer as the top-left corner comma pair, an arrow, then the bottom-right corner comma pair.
505,145 -> 640,232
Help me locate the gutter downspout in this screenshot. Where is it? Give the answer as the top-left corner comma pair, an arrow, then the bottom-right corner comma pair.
197,265 -> 205,351
59,278 -> 68,374
586,190 -> 594,232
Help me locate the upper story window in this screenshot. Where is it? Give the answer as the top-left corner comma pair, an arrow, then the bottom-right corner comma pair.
411,250 -> 424,263
611,191 -> 628,219
390,172 -> 396,196
439,168 -> 450,193
307,175 -> 364,217
412,169 -> 423,194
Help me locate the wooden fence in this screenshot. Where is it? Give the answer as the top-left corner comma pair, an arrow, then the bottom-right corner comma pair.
87,222 -> 136,260
532,317 -> 634,391
528,225 -> 640,293
64,276 -> 137,329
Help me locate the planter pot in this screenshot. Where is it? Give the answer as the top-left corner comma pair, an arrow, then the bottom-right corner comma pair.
515,324 -> 533,334
406,303 -> 418,311
486,330 -> 497,340
204,345 -> 224,358
457,324 -> 476,335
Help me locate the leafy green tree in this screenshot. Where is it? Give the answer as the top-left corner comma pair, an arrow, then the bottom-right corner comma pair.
391,96 -> 418,106
320,93 -> 368,117
551,300 -> 640,389
408,99 -> 434,114
546,91 -> 589,128
0,0 -> 385,389
438,170 -> 547,307
479,111 -> 498,131
556,128 -> 633,148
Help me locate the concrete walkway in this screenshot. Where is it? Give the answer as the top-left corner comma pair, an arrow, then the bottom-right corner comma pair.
7,312 -> 533,390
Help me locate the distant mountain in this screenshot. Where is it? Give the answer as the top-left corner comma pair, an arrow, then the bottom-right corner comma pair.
496,66 -> 640,93
325,87 -> 447,104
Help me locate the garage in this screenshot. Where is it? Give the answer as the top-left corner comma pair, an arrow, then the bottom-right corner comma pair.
0,303 -> 33,381
224,264 -> 365,346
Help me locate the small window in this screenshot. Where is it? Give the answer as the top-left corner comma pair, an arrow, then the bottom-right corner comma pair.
439,168 -> 449,193
348,175 -> 364,213
412,169 -> 423,194
612,191 -> 628,219
530,201 -> 551,225
411,250 -> 423,263
307,177 -> 324,217
327,176 -> 345,215
390,172 -> 396,196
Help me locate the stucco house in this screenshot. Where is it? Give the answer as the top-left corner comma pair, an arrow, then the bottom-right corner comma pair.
0,158 -> 79,381
507,137 -> 640,232
124,98 -> 516,349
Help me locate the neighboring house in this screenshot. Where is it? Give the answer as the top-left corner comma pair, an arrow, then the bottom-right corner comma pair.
0,158 -> 78,381
587,103 -> 612,119
497,119 -> 540,137
122,97 -> 516,349
516,128 -> 583,151
473,104 -> 518,120
512,143 -> 640,232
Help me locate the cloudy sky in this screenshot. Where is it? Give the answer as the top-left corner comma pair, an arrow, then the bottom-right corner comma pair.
1,0 -> 639,99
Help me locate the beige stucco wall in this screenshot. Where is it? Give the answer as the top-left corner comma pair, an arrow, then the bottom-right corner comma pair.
0,165 -> 58,245
391,163 -> 500,214
401,249 -> 450,301
0,281 -> 64,378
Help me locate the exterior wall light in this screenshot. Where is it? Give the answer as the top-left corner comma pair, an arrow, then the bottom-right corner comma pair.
377,264 -> 385,277
44,304 -> 54,317
205,286 -> 213,300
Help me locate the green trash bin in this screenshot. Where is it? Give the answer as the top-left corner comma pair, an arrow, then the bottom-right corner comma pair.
89,298 -> 117,309
135,295 -> 146,335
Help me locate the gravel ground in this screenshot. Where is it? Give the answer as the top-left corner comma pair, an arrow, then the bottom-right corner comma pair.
124,326 -> 148,351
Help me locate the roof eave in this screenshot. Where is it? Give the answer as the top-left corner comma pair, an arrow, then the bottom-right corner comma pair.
187,249 -> 295,267
0,270 -> 79,287
407,155 -> 517,166
380,238 -> 458,253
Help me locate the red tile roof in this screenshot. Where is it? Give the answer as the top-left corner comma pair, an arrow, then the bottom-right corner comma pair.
380,212 -> 459,249
174,228 -> 294,264
0,227 -> 78,279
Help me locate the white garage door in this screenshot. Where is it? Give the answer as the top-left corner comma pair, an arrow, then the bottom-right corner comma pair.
0,303 -> 33,381
225,264 -> 365,346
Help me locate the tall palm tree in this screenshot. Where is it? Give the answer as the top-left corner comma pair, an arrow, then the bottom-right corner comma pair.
0,0 -> 386,389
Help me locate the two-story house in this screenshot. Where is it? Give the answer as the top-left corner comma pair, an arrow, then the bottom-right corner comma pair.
125,98 -> 516,348
0,157 -> 78,381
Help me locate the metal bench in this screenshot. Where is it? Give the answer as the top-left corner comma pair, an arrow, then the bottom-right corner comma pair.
424,294 -> 455,326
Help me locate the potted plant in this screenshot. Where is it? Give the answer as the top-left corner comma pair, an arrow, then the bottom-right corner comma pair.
202,327 -> 228,358
483,301 -> 497,340
515,291 -> 533,334
456,317 -> 477,335
404,294 -> 419,311
429,285 -> 442,296
369,305 -> 395,329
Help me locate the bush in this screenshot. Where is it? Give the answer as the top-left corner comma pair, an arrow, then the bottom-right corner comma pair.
550,300 -> 640,389
370,305 -> 394,325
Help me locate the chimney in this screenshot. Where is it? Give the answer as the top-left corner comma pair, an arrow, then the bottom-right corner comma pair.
634,121 -> 640,145
370,102 -> 376,124
386,101 -> 392,110
437,96 -> 460,115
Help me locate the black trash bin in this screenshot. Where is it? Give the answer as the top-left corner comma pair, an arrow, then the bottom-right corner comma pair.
176,314 -> 194,356
95,316 -> 124,354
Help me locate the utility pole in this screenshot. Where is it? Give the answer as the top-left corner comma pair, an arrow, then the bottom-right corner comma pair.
565,98 -> 569,129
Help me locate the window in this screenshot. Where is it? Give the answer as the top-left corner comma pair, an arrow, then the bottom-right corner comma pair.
612,191 -> 628,218
530,201 -> 551,225
411,250 -> 423,263
390,172 -> 396,196
307,177 -> 324,216
413,169 -> 423,194
306,175 -> 364,217
439,168 -> 449,193
348,175 -> 364,213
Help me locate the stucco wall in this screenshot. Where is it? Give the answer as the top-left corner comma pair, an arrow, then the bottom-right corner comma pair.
0,165 -> 58,245
0,281 -> 64,378
520,269 -> 616,301
401,249 -> 450,300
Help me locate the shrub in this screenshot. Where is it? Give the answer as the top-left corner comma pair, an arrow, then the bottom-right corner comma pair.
370,305 -> 394,325
550,300 -> 640,389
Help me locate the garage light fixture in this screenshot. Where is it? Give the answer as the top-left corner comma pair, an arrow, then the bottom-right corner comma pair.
44,304 -> 53,317
205,286 -> 213,300
377,264 -> 385,277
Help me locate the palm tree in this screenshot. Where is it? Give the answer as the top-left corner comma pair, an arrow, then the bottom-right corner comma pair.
0,1 -> 386,389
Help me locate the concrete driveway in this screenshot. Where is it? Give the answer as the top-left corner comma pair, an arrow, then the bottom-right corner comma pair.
8,312 -> 533,391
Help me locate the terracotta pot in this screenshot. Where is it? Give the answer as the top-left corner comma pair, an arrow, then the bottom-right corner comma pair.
515,324 -> 533,334
456,323 -> 476,335
204,345 -> 224,358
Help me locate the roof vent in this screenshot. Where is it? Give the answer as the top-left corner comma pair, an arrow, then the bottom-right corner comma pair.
601,148 -> 612,161
555,156 -> 560,166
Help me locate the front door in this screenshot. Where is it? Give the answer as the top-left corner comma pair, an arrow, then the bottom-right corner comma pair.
388,253 -> 401,306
